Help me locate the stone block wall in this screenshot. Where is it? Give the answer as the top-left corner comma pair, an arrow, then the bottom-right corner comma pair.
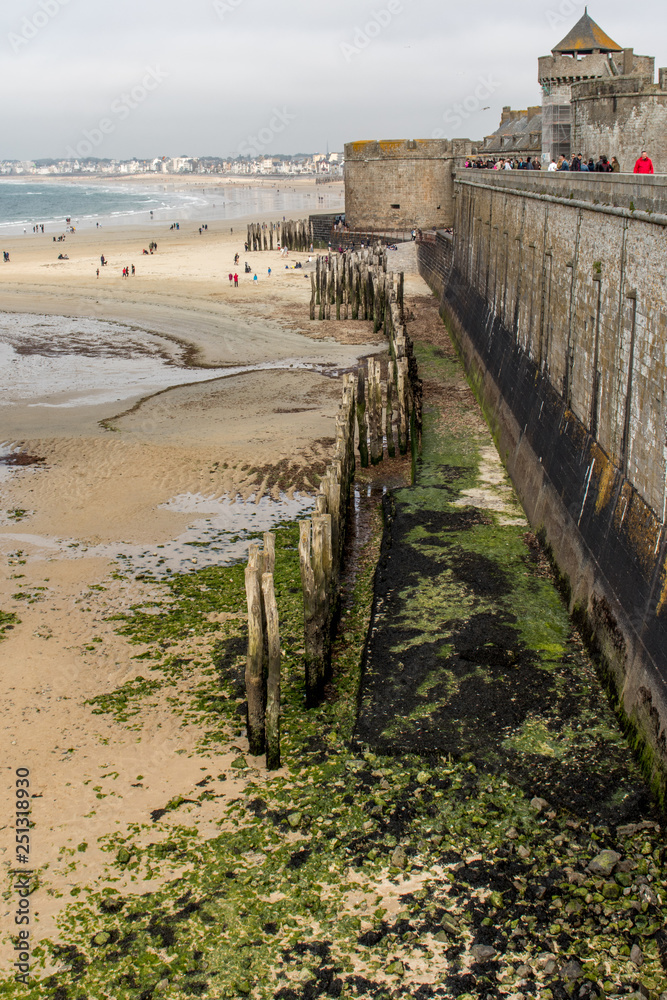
572,76 -> 667,173
418,169 -> 667,799
344,139 -> 472,231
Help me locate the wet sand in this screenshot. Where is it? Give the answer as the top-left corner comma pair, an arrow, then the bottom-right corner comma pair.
0,206 -> 418,964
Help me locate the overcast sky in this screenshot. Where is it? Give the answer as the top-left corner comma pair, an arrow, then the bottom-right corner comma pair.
1,0 -> 665,160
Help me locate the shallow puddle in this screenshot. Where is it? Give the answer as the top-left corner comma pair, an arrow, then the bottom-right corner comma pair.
0,491 -> 315,576
0,313 -> 342,409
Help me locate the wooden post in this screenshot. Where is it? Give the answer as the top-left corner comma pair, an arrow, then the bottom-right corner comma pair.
385,378 -> 395,458
245,545 -> 265,756
262,531 -> 275,576
369,359 -> 383,465
312,512 -> 333,685
262,572 -> 281,770
310,273 -> 316,321
356,369 -> 369,468
397,358 -> 409,456
299,520 -> 322,707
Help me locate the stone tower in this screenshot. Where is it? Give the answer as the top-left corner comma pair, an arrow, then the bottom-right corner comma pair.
538,8 -> 653,162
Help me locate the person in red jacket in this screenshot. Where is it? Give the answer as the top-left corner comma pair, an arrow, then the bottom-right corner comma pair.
634,150 -> 654,174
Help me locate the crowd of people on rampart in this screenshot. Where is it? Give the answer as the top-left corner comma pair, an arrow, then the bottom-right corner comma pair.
464,150 -> 654,174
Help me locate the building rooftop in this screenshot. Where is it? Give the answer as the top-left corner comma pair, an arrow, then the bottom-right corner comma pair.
552,8 -> 622,55
479,108 -> 542,155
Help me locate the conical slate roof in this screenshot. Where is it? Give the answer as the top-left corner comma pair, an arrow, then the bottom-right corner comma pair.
553,8 -> 622,54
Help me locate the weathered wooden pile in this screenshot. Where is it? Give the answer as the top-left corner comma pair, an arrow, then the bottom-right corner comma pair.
298,373 -> 356,707
243,243 -> 423,744
244,533 -> 281,769
246,220 -> 313,252
309,245 -> 405,327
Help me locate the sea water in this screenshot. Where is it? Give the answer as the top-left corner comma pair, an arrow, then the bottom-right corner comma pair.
0,179 -> 344,235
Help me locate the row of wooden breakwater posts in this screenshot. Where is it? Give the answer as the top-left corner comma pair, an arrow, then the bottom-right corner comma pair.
310,245 -> 405,327
244,251 -> 421,770
246,219 -> 313,252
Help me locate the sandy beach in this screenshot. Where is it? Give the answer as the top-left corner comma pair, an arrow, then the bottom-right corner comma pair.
0,200 -> 430,966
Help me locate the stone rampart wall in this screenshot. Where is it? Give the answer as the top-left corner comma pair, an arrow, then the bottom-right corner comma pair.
344,140 -> 471,231
418,171 -> 667,800
572,79 -> 667,174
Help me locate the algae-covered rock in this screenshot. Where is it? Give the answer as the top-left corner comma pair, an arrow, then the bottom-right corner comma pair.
385,960 -> 404,975
630,944 -> 644,967
602,881 -> 621,900
390,846 -> 406,869
560,959 -> 583,981
92,932 -> 111,946
471,944 -> 497,962
231,756 -> 247,769
530,797 -> 549,812
287,812 -> 302,829
116,847 -> 132,865
587,850 -> 621,875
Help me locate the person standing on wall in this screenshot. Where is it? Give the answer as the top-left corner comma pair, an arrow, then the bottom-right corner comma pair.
634,150 -> 654,174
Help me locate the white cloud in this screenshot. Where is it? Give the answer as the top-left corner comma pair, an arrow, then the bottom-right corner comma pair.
0,0 -> 664,158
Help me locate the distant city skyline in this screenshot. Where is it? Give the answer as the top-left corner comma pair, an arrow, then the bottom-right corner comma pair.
1,0 -> 665,161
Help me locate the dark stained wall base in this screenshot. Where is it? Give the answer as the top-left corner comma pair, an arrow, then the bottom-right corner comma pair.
417,238 -> 667,808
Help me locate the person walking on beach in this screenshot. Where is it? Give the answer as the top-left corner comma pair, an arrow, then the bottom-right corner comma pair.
229,272 -> 233,285
96,268 -> 100,278
234,273 -> 238,287
131,265 -> 136,276
267,267 -> 271,277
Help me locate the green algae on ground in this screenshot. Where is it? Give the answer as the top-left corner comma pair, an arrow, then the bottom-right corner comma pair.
0,609 -> 20,637
2,304 -> 666,1000
355,332 -> 650,822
